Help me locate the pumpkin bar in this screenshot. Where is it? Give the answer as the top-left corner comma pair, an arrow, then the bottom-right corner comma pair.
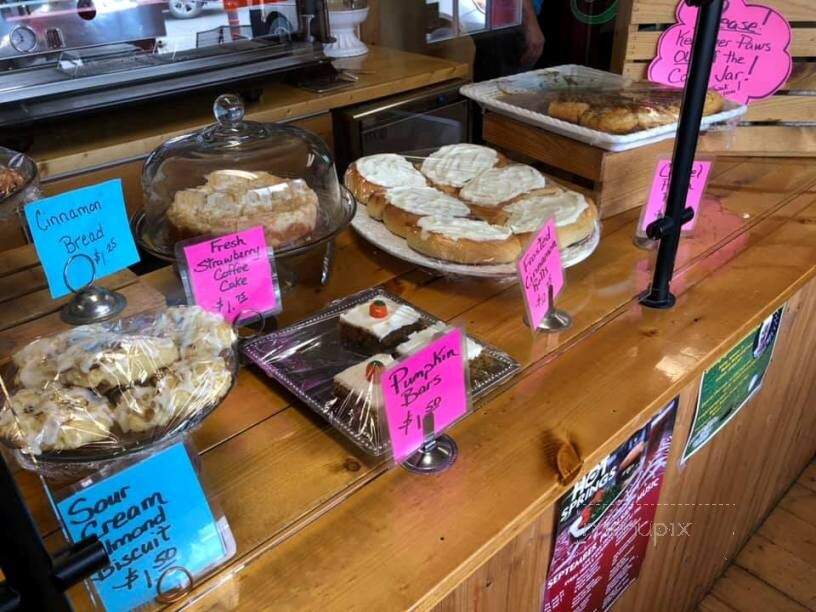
339,297 -> 426,352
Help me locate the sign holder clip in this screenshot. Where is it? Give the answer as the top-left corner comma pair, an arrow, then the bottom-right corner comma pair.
60,254 -> 127,325
402,413 -> 458,474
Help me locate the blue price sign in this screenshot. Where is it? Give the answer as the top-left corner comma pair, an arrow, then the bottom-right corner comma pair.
24,179 -> 139,299
56,443 -> 231,611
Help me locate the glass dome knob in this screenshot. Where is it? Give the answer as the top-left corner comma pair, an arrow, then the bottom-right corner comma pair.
213,94 -> 245,126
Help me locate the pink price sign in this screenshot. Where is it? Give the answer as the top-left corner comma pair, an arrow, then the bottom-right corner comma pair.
648,0 -> 792,105
641,159 -> 712,233
180,226 -> 280,324
382,328 -> 469,461
517,218 -> 565,329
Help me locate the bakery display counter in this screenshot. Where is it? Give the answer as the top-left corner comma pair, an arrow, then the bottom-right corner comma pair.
3,156 -> 816,610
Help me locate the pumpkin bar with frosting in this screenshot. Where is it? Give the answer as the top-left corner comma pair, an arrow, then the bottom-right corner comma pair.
395,321 -> 497,385
339,297 -> 426,352
330,355 -> 394,449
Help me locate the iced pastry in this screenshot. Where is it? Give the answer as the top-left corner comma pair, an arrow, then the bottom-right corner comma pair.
167,170 -> 319,248
420,144 -> 505,194
379,186 -> 471,238
406,216 -> 522,265
502,190 -> 598,248
56,333 -> 180,393
113,357 -> 232,433
0,385 -> 115,454
344,153 -> 427,208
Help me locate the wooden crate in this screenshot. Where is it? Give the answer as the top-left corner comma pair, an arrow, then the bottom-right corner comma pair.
611,0 -> 816,156
482,111 -> 677,218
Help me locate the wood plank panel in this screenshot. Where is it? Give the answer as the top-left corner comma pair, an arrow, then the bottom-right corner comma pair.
757,507 -> 816,567
483,114 -> 606,181
735,534 -> 816,609
0,266 -> 46,305
0,217 -> 28,253
706,565 -> 808,612
0,269 -> 137,332
0,279 -> 166,360
0,244 -> 39,276
700,126 -> 816,157
744,96 -> 816,123
629,0 -> 814,24
434,508 -> 556,612
42,160 -> 144,216
779,483 -> 816,524
626,29 -> 816,61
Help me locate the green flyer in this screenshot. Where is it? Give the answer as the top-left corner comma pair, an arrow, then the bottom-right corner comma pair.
682,306 -> 784,462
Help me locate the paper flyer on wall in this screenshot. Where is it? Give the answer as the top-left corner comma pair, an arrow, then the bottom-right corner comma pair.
541,398 -> 678,612
682,305 -> 784,462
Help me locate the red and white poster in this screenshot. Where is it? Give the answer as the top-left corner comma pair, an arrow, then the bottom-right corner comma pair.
541,398 -> 678,612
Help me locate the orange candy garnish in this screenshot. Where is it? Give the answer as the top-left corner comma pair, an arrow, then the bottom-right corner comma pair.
369,299 -> 388,319
365,360 -> 385,382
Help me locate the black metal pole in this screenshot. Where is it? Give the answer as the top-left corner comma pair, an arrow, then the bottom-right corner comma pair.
640,0 -> 725,309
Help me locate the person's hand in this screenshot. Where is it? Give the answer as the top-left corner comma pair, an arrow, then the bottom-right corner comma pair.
520,17 -> 545,66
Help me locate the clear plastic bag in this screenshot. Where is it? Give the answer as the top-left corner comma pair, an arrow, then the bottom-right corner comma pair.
344,146 -> 602,278
0,305 -> 237,470
242,288 -> 519,456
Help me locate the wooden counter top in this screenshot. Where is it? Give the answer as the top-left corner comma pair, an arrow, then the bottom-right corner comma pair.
28,47 -> 469,179
4,157 -> 816,610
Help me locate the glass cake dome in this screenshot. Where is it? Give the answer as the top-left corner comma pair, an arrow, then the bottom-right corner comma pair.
138,94 -> 355,261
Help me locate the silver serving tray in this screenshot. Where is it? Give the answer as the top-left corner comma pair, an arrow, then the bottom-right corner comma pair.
242,287 -> 521,456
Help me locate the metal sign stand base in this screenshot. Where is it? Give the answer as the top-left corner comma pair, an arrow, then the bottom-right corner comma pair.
61,285 -> 127,325
402,434 -> 458,474
538,307 -> 573,332
59,253 -> 128,325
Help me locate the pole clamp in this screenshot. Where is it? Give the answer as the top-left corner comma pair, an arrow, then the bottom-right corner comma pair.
645,207 -> 695,240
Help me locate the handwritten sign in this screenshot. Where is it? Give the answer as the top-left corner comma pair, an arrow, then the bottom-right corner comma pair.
24,180 -> 140,299
648,0 -> 793,104
179,226 -> 280,325
56,443 -> 232,612
382,327 -> 469,461
640,159 -> 713,233
517,218 -> 565,329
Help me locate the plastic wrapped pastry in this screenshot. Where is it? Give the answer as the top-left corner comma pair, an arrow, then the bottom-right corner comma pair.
0,305 -> 237,461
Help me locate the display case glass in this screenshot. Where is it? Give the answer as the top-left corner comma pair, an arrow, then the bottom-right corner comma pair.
0,0 -> 330,126
138,93 -> 355,261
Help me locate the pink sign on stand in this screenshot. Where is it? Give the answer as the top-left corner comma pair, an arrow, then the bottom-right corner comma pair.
648,0 -> 793,105
382,328 -> 469,461
180,226 -> 281,325
517,218 -> 565,329
640,159 -> 713,233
